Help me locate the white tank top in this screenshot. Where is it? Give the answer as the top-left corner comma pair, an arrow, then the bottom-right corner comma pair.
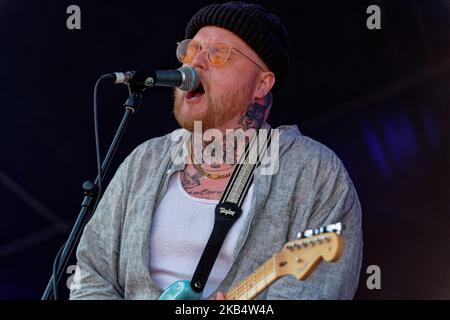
149,171 -> 254,298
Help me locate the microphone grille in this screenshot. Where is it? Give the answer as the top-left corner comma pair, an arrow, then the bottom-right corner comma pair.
178,65 -> 200,91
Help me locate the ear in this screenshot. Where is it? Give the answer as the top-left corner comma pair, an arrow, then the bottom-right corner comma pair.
254,71 -> 275,100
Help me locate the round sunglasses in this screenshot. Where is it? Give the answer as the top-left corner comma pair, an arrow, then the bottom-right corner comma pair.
176,39 -> 266,71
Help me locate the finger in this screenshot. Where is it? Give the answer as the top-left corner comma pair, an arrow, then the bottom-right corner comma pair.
216,292 -> 225,300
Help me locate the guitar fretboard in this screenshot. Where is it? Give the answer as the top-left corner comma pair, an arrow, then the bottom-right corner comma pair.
225,255 -> 279,300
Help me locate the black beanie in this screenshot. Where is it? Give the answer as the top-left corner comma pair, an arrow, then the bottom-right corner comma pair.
185,2 -> 289,92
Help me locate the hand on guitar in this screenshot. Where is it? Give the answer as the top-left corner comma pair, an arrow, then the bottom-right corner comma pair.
209,291 -> 225,300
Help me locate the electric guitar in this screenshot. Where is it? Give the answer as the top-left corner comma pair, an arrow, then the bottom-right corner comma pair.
159,222 -> 344,300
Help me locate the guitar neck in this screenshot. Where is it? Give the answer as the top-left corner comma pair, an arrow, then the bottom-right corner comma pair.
224,255 -> 279,300
222,225 -> 344,300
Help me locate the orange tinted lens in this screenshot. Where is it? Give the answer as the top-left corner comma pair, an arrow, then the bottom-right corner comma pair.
177,40 -> 199,63
208,42 -> 230,65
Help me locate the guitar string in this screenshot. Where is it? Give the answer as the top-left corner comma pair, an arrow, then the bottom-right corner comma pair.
228,260 -> 272,299
239,259 -> 275,299
253,268 -> 257,296
228,258 -> 276,299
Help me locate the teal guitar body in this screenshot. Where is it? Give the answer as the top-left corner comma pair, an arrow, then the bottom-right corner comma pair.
158,280 -> 202,300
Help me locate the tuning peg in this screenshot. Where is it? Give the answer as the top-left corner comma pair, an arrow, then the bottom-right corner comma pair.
296,222 -> 344,240
293,243 -> 302,249
315,227 -> 325,235
285,243 -> 295,251
325,222 -> 344,234
303,229 -> 313,238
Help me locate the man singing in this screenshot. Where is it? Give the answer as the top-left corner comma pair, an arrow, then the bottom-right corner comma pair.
70,2 -> 362,300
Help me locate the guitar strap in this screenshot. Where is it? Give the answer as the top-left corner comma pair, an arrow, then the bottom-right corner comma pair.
190,128 -> 272,293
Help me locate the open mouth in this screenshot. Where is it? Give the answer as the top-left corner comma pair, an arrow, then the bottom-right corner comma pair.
186,81 -> 205,101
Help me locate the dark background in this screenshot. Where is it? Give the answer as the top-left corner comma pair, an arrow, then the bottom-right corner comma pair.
1,0 -> 449,299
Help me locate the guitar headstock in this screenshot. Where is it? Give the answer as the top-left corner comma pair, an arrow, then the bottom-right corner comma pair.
275,223 -> 344,280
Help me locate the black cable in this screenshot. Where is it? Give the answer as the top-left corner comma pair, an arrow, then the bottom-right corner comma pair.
94,77 -> 103,202
49,76 -> 105,300
52,243 -> 65,300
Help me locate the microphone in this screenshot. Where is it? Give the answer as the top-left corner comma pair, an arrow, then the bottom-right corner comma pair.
101,65 -> 200,92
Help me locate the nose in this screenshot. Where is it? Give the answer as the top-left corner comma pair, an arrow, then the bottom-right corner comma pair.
190,44 -> 209,72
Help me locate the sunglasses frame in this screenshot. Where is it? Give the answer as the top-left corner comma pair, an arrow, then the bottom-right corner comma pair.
177,39 -> 266,71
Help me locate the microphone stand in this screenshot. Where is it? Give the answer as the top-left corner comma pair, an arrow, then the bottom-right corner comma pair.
41,83 -> 143,300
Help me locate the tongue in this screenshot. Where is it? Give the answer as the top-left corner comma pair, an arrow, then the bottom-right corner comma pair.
187,87 -> 204,99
